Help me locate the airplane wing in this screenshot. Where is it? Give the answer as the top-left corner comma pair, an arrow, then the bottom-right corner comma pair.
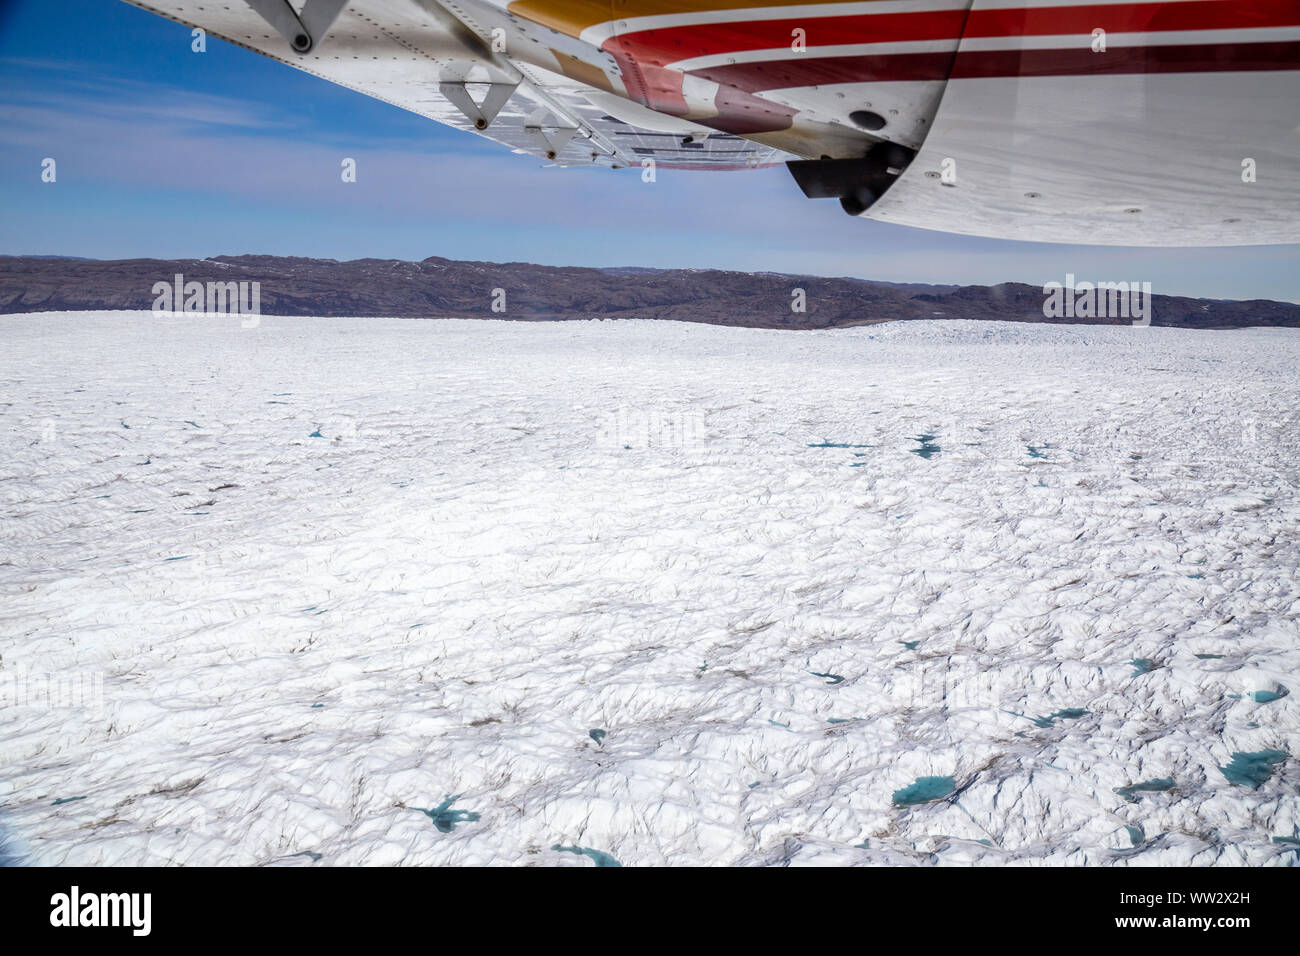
119,1 -> 1300,245
122,0 -> 790,170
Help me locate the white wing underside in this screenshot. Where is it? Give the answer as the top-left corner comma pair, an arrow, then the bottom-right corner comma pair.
124,0 -> 789,170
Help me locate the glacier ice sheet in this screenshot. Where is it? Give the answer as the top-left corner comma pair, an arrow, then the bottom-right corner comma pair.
1,312 -> 1298,866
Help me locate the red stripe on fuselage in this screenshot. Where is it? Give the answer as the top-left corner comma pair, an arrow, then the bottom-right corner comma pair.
608,0 -> 1300,66
607,47 -> 800,135
965,0 -> 1300,37
689,39 -> 1300,92
608,10 -> 968,67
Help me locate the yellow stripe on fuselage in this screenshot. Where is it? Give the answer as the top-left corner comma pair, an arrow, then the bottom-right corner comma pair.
507,0 -> 610,37
506,0 -> 881,39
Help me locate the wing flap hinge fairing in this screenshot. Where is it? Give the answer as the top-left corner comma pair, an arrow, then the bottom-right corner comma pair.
244,0 -> 349,54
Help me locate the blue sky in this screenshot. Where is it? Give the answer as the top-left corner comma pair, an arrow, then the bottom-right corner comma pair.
1,0 -> 1298,301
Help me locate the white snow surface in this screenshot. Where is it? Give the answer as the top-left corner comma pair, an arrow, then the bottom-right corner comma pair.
1,312 -> 1298,866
